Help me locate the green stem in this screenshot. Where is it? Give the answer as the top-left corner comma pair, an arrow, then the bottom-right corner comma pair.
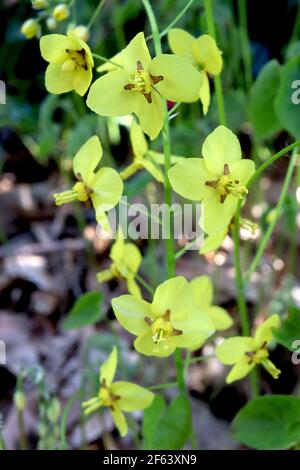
135,273 -> 155,296
142,0 -> 183,392
189,354 -> 215,364
148,382 -> 177,391
60,394 -> 79,450
92,53 -> 123,69
204,0 -> 227,126
87,0 -> 106,29
159,0 -> 196,38
0,433 -> 6,450
238,0 -> 253,91
233,205 -> 249,336
245,148 -> 298,282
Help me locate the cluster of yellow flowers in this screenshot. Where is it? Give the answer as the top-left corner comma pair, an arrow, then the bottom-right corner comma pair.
36,26 -> 281,437
21,1 -> 89,42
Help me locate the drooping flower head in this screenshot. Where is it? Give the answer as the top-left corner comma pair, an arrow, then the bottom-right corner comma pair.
168,29 -> 222,114
87,32 -> 202,140
216,315 -> 281,384
120,121 -> 164,182
190,275 -> 233,342
82,347 -> 154,437
53,135 -> 123,231
97,228 -> 142,298
168,126 -> 255,243
40,33 -> 93,95
112,276 -> 214,357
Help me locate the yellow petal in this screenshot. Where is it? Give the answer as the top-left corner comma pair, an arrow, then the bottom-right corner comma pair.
134,90 -> 164,140
202,125 -> 242,176
130,121 -> 148,159
134,333 -> 176,357
87,69 -> 135,117
216,336 -> 255,365
172,308 -> 214,350
110,227 -> 125,262
230,159 -> 256,186
200,190 -> 236,234
200,230 -> 227,254
149,54 -> 202,103
190,275 -> 213,307
73,135 -> 102,185
111,295 -> 152,335
111,406 -> 128,437
194,34 -> 223,75
199,71 -> 210,115
91,167 -> 123,211
110,381 -> 154,411
100,346 -> 117,386
208,306 -> 233,330
40,34 -> 77,62
95,212 -> 110,232
254,314 -> 280,348
73,67 -> 93,96
226,357 -> 255,384
127,277 -> 142,298
45,63 -> 74,94
121,32 -> 152,73
122,243 -> 142,274
151,276 -> 190,318
167,28 -> 196,64
120,162 -> 142,180
97,268 -> 114,282
168,158 -> 212,201
142,159 -> 164,182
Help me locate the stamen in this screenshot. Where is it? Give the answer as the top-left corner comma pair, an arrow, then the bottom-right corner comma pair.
224,163 -> 230,175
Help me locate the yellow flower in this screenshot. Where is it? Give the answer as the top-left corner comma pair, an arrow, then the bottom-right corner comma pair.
216,315 -> 281,384
168,126 -> 255,240
168,29 -> 222,115
97,228 -> 142,298
112,276 -> 214,358
191,276 -> 232,342
82,347 -> 154,437
87,32 -> 202,140
52,4 -> 70,22
53,135 -> 123,231
69,25 -> 90,42
21,19 -> 40,40
40,33 -> 93,96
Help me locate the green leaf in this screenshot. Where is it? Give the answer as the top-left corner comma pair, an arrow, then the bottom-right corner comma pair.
249,60 -> 282,139
232,395 -> 300,449
275,56 -> 300,139
142,394 -> 192,450
273,306 -> 300,351
143,395 -> 166,449
62,291 -> 103,330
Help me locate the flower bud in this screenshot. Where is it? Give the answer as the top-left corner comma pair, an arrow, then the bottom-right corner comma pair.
32,0 -> 48,9
46,17 -> 57,30
20,19 -> 40,39
69,25 -> 90,42
52,4 -> 70,22
14,390 -> 26,411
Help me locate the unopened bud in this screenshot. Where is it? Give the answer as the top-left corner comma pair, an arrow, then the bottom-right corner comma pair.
47,398 -> 61,423
69,25 -> 90,42
32,0 -> 48,9
21,19 -> 40,39
46,17 -> 57,30
53,4 -> 70,22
